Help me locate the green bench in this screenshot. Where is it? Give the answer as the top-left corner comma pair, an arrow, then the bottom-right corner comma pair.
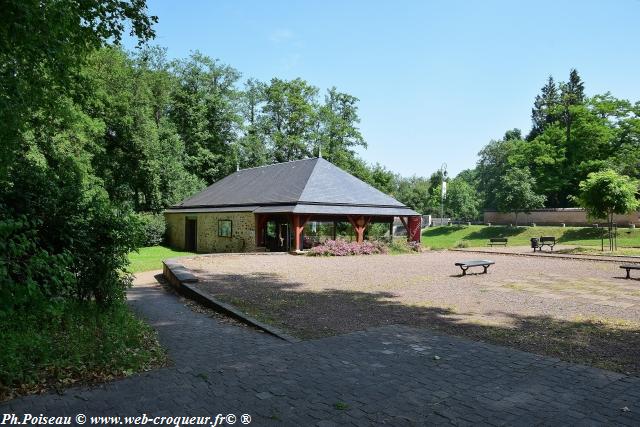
538,236 -> 556,251
488,238 -> 508,247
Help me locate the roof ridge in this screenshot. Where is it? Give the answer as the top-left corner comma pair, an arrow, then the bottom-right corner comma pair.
298,157 -> 407,208
237,157 -> 320,172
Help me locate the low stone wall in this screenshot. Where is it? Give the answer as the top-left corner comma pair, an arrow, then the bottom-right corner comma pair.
483,209 -> 640,226
162,258 -> 298,342
162,259 -> 198,288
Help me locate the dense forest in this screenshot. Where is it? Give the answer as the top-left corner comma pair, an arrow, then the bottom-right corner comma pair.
473,70 -> 640,212
72,46 -> 449,216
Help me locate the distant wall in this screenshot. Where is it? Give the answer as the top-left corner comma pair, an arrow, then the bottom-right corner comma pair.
483,208 -> 640,226
165,211 -> 257,253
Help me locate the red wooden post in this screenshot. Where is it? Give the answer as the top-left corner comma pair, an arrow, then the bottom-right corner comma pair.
407,216 -> 422,242
355,217 -> 365,243
399,216 -> 408,231
292,215 -> 311,251
293,215 -> 301,251
254,214 -> 267,246
347,215 -> 371,243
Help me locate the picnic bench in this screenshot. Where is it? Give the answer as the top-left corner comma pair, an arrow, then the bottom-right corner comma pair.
455,259 -> 495,276
620,264 -> 640,279
488,238 -> 508,247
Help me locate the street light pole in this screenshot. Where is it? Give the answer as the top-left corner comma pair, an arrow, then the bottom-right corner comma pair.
440,163 -> 447,226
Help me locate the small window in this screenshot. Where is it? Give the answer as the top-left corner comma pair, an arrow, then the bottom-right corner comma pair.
218,219 -> 232,237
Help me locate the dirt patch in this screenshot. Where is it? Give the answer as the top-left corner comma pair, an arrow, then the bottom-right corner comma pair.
181,251 -> 640,374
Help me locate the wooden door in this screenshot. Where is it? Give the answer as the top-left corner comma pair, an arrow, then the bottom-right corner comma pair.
185,218 -> 197,251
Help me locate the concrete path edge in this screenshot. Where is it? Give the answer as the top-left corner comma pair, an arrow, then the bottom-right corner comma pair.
162,258 -> 300,343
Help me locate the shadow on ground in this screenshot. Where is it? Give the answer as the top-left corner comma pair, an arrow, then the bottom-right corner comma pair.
188,268 -> 640,376
421,225 -> 469,237
464,227 -> 527,240
558,227 -> 606,243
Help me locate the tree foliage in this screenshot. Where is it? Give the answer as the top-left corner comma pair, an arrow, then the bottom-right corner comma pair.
575,170 -> 639,224
575,170 -> 639,250
1,0 -> 157,312
446,177 -> 480,221
476,69 -> 640,210
494,168 -> 546,226
0,0 -> 157,178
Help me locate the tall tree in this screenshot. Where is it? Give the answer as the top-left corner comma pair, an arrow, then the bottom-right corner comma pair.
316,87 -> 367,167
560,69 -> 586,168
395,176 -> 430,214
476,138 -> 512,208
170,53 -> 242,183
82,47 -> 201,212
0,0 -> 157,180
238,79 -> 268,168
528,76 -> 560,140
446,177 -> 480,221
494,168 -> 546,226
368,163 -> 397,195
262,78 -> 319,162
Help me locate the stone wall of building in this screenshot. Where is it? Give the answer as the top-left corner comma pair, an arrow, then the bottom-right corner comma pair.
165,213 -> 186,249
483,208 -> 640,226
164,211 -> 257,253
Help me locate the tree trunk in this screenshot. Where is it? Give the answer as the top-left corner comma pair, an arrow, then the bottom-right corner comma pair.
609,211 -> 615,251
514,211 -> 519,227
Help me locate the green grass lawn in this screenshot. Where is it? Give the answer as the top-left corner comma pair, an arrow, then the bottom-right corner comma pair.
421,225 -> 640,249
128,245 -> 195,273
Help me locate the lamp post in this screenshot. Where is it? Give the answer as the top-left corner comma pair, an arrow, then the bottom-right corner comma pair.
440,163 -> 447,226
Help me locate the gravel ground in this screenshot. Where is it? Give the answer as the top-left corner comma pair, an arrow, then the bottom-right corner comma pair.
182,251 -> 640,373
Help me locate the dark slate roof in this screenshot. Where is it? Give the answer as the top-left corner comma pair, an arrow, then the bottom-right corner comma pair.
167,158 -> 419,216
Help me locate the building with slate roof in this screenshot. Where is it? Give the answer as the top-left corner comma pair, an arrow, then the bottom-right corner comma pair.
164,158 -> 421,252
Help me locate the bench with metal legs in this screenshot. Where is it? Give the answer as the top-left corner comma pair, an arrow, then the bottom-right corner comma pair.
455,260 -> 495,276
620,264 -> 640,279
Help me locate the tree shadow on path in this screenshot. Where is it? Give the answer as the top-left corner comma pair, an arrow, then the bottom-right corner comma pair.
187,268 -> 640,376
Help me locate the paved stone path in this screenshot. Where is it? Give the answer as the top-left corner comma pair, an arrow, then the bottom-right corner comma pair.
2,272 -> 640,426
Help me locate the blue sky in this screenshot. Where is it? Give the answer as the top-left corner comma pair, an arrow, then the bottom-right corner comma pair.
128,0 -> 640,177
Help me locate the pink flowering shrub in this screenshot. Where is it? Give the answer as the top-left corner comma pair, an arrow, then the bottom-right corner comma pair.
307,239 -> 388,256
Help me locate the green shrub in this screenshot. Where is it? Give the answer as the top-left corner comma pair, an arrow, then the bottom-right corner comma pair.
3,149 -> 140,307
389,239 -> 423,254
0,301 -> 167,401
0,214 -> 74,317
63,195 -> 141,305
135,212 -> 166,247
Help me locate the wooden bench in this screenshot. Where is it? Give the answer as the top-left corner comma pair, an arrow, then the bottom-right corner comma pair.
488,238 -> 508,247
455,260 -> 495,276
620,264 -> 640,279
537,236 -> 556,251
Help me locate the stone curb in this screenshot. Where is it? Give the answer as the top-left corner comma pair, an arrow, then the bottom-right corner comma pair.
451,248 -> 640,264
162,258 -> 300,343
